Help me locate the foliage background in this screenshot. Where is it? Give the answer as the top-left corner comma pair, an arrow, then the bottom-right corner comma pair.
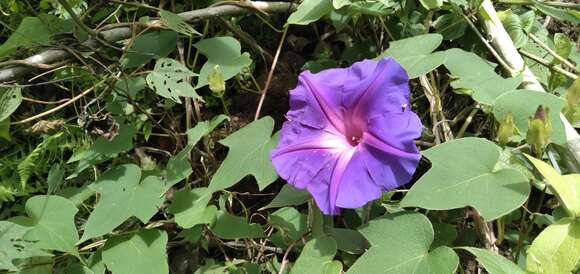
0,0 -> 579,273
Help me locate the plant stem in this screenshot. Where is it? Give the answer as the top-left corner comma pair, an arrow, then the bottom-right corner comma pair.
527,33 -> 578,73
519,50 -> 578,80
457,106 -> 480,138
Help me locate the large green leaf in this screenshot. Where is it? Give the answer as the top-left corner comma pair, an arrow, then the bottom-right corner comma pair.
290,236 -> 342,274
378,34 -> 446,78
80,165 -> 165,242
102,229 -> 168,274
260,184 -> 310,210
493,90 -> 566,145
167,187 -> 215,228
402,138 -> 530,220
460,247 -> 524,274
526,218 -> 580,274
210,211 -> 266,239
286,0 -> 333,25
19,195 -> 79,255
444,48 -> 522,106
194,37 -> 252,88
146,58 -> 199,103
0,221 -> 48,271
121,30 -> 177,68
347,212 -> 458,274
0,87 -> 22,121
0,17 -> 52,58
208,117 -> 278,192
498,10 -> 527,48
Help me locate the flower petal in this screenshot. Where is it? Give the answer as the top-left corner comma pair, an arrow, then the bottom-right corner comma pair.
343,58 -> 410,119
286,70 -> 346,134
335,147 -> 382,209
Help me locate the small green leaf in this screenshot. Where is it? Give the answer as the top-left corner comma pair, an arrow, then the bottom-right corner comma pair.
378,34 -> 446,78
210,211 -> 266,239
0,87 -> 22,121
260,184 -> 310,210
290,236 -> 342,274
80,165 -> 165,242
519,10 -> 536,32
526,218 -> 580,274
553,33 -> 572,64
524,154 -> 579,217
194,37 -> 252,88
46,164 -> 64,195
159,10 -> 201,37
20,195 -> 79,255
460,247 -> 525,274
419,0 -> 443,10
167,187 -> 215,228
102,229 -> 169,274
498,10 -> 527,48
269,207 -> 307,242
146,58 -> 199,103
287,0 -> 333,26
493,90 -> 566,144
347,212 -> 458,274
121,30 -> 177,68
208,117 -> 278,192
445,48 -> 522,106
402,138 -> 530,221
433,13 -> 467,40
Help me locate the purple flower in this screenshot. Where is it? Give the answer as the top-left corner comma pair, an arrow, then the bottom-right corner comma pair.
270,58 -> 422,215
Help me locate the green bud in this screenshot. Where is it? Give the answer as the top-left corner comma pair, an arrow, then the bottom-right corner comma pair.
526,105 -> 552,156
497,112 -> 516,146
208,65 -> 225,97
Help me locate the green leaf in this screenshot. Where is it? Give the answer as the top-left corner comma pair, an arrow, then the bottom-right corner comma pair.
419,0 -> 443,10
347,212 -> 458,274
0,17 -> 52,58
378,34 -> 446,78
121,30 -> 177,69
0,87 -> 22,121
493,90 -> 566,144
498,10 -> 527,48
553,33 -> 572,64
0,221 -> 48,271
431,222 -> 457,249
524,154 -> 579,217
164,115 -> 229,189
526,218 -> 580,274
460,247 -> 524,274
210,211 -> 266,239
520,10 -> 536,32
433,13 -> 467,40
146,58 -> 199,103
80,165 -> 165,242
159,10 -> 201,37
286,0 -> 333,26
67,122 -> 136,176
194,37 -> 252,88
208,117 -> 278,192
102,229 -> 169,274
445,48 -> 522,106
269,207 -> 307,242
531,0 -> 580,24
328,227 -> 367,254
0,118 -> 10,142
46,164 -> 64,195
167,187 -> 215,228
402,138 -> 530,220
260,184 -> 310,210
290,236 -> 342,274
20,195 -> 79,255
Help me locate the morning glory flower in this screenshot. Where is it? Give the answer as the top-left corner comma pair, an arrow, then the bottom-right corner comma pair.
270,58 -> 422,215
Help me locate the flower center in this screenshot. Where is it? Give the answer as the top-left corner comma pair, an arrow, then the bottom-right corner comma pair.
348,134 -> 362,146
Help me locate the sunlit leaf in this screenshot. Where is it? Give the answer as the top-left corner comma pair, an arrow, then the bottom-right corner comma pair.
102,229 -> 168,274
379,34 -> 446,78
287,0 -> 333,25
526,218 -> 580,274
347,212 -> 458,274
194,37 -> 252,88
402,138 -> 530,220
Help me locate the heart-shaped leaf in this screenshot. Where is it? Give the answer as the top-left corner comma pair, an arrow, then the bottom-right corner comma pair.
146,58 -> 199,103
402,137 -> 530,220
379,34 -> 446,78
347,212 -> 458,274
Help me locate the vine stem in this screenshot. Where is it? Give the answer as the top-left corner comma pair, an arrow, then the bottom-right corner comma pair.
519,50 -> 578,80
254,26 -> 288,121
526,33 -> 578,73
